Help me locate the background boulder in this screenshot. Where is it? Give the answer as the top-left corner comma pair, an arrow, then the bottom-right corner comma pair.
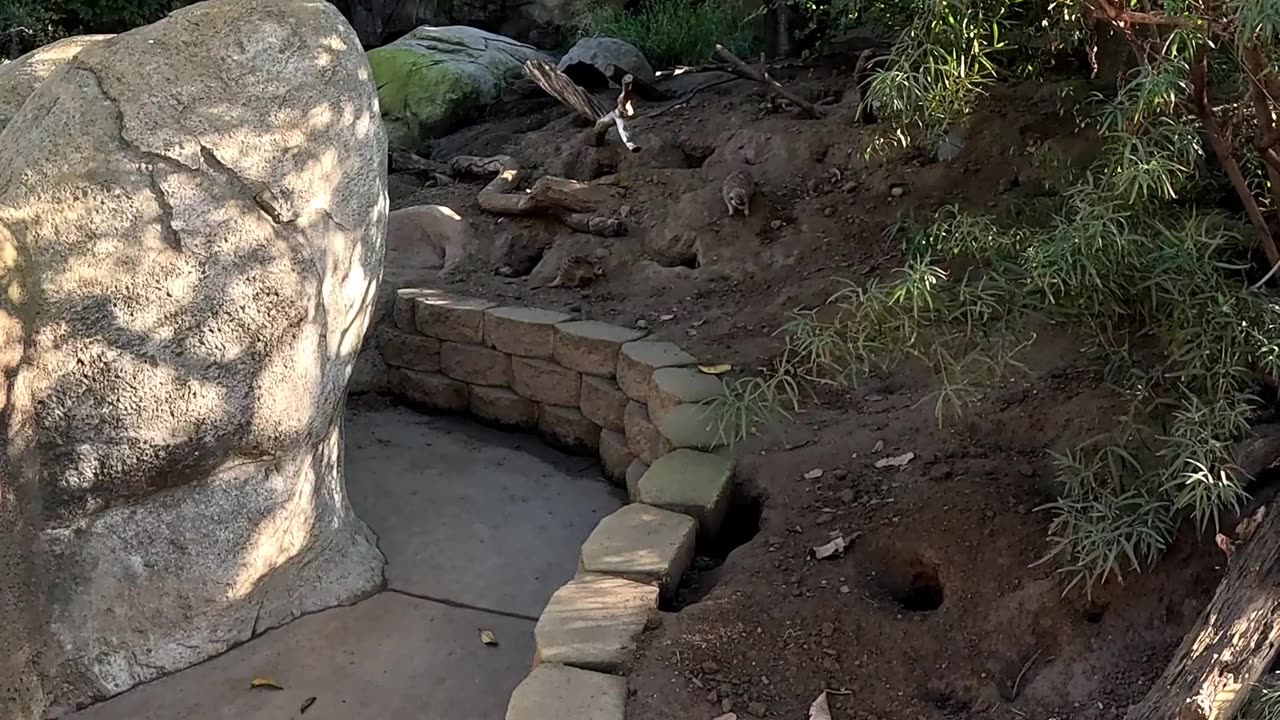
367,25 -> 549,150
0,34 -> 110,132
0,0 -> 387,714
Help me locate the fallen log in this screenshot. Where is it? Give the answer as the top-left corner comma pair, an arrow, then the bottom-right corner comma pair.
447,155 -> 624,237
1124,504 -> 1280,720
712,43 -> 824,119
525,59 -> 641,151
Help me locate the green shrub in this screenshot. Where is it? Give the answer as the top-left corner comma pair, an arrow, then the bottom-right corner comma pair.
576,0 -> 759,68
0,0 -> 190,59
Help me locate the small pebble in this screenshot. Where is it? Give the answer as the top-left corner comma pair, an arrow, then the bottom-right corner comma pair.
891,185 -> 905,197
821,622 -> 835,637
635,319 -> 650,329
838,489 -> 855,503
721,697 -> 735,713
707,689 -> 720,704
702,661 -> 721,675
833,468 -> 848,480
839,584 -> 851,594
769,219 -> 784,230
749,702 -> 768,717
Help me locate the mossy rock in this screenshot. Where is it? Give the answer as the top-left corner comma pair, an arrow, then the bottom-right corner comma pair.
367,26 -> 549,150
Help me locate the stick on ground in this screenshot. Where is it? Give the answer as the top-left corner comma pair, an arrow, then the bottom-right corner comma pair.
712,44 -> 824,119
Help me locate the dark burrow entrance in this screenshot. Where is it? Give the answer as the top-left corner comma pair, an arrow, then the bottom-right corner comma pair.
878,551 -> 946,613
661,484 -> 763,612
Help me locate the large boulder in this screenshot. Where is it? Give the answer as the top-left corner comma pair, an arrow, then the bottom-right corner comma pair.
367,25 -> 549,150
557,37 -> 656,91
0,0 -> 387,715
0,34 -> 111,132
328,0 -> 600,48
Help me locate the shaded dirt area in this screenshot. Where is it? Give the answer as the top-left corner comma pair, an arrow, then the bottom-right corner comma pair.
389,63 -> 1224,720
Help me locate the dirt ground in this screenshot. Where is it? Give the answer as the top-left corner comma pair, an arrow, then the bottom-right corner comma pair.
389,63 -> 1225,720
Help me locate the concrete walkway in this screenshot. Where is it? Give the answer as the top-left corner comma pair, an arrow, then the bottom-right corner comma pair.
71,401 -> 624,720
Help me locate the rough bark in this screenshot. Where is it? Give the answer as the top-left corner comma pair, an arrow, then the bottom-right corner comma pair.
447,155 -> 624,236
1124,507 -> 1280,720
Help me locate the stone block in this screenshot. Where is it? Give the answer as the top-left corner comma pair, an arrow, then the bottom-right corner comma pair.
554,321 -> 648,378
657,402 -> 725,451
625,459 -> 648,502
580,376 -> 627,432
485,306 -> 574,358
505,664 -> 626,720
470,386 -> 537,429
598,430 -> 633,486
539,404 -> 601,454
616,340 -> 697,403
393,288 -> 432,332
440,341 -> 512,387
413,290 -> 496,343
636,449 -> 734,540
513,357 -> 580,405
624,401 -> 671,465
375,325 -> 441,372
649,367 -> 724,424
534,573 -> 658,672
387,367 -> 468,411
580,504 -> 697,591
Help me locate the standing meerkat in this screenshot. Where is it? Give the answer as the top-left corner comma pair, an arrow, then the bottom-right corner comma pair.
723,168 -> 754,217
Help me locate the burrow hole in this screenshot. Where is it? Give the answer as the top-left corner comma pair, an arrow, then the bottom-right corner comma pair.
1082,601 -> 1107,624
661,485 -> 763,612
879,551 -> 945,613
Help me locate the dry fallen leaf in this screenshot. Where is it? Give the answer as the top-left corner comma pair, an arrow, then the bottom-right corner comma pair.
810,536 -> 847,560
249,677 -> 284,690
809,691 -> 833,720
479,629 -> 499,646
300,697 -> 317,715
803,468 -> 824,480
874,452 -> 915,469
699,363 -> 732,375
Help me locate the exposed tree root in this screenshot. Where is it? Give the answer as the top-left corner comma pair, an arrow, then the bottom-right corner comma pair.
446,155 -> 625,237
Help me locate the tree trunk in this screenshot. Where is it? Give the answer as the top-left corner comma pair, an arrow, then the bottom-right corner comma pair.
1124,507 -> 1280,720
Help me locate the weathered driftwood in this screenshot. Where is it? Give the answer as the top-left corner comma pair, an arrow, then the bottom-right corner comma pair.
712,43 -> 824,119
447,155 -> 624,237
1124,505 -> 1280,720
525,58 -> 641,151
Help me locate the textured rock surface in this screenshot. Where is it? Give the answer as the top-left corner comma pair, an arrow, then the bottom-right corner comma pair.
485,306 -> 573,359
616,341 -> 697,403
558,37 -> 656,88
389,368 -> 470,411
367,26 -> 548,149
441,341 -> 513,387
539,404 -> 601,454
636,450 -> 735,540
376,326 -> 441,372
648,367 -> 724,424
0,35 -> 110,133
598,430 -> 634,485
469,386 -> 538,428
657,402 -> 725,451
580,504 -> 697,591
413,291 -> 496,344
534,573 -> 658,672
554,321 -> 647,378
506,664 -> 627,720
624,401 -> 672,465
513,356 -> 581,406
0,3 -> 389,713
580,375 -> 628,432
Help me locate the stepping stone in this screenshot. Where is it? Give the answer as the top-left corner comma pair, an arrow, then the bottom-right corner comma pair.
648,367 -> 724,423
375,326 -> 441,372
413,290 -> 495,343
636,449 -> 734,540
580,376 -> 627,431
485,306 -> 574,359
554,321 -> 648,378
506,664 -> 625,720
657,402 -> 725,451
580,504 -> 696,591
513,357 -> 581,406
440,341 -> 512,387
616,340 -> 697,403
534,573 -> 658,673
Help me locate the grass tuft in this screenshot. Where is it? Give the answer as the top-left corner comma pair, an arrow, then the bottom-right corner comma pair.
575,0 -> 758,69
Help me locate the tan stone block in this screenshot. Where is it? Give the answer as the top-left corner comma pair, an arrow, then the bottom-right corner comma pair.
505,665 -> 625,720
469,386 -> 537,428
598,430 -> 633,486
554,321 -> 648,378
649,367 -> 724,424
616,340 -> 697,403
636,449 -> 734,540
624,401 -> 671,465
413,290 -> 496,343
386,368 -> 467,412
375,325 -> 441,372
657,402 -> 725,451
533,573 -> 658,672
539,404 -> 601,454
440,342 -> 512,387
580,504 -> 697,591
392,288 -> 432,331
579,376 -> 627,432
625,459 -> 648,502
484,306 -> 574,358
513,357 -> 580,405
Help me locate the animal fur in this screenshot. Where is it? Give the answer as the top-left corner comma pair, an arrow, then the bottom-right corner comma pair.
722,168 -> 754,217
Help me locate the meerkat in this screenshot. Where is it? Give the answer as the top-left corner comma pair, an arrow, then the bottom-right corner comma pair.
547,254 -> 603,289
723,168 -> 754,217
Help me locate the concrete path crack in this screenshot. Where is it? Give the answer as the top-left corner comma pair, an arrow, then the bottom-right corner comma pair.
385,589 -> 539,623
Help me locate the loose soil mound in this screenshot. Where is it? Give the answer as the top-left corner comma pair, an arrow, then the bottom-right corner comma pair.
390,64 -> 1223,720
